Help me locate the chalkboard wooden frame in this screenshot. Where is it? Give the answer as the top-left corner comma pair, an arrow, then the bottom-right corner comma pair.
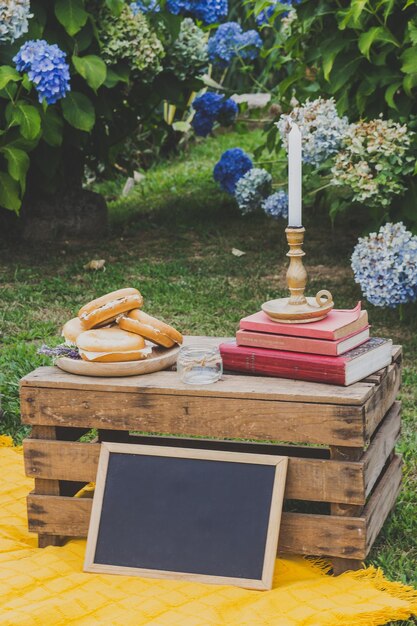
84,443 -> 288,590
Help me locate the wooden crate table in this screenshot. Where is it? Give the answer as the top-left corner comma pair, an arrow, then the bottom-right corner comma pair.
20,337 -> 403,574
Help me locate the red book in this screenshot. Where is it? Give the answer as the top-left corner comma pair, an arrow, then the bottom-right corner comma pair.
220,338 -> 392,386
240,303 -> 368,341
236,327 -> 370,356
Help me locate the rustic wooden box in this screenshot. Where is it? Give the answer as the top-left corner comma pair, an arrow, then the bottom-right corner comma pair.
20,342 -> 403,574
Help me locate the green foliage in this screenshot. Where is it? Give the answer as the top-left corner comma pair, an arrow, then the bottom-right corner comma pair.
244,0 -> 417,228
0,1 -> 210,215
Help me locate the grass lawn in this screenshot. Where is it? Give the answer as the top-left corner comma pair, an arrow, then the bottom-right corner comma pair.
0,128 -> 416,623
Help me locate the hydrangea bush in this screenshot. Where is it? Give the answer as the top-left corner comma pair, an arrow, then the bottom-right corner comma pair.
0,0 -> 237,216
331,119 -> 414,208
207,22 -> 262,68
351,223 -> 417,308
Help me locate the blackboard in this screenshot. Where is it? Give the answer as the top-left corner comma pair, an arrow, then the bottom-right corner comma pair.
84,443 -> 287,589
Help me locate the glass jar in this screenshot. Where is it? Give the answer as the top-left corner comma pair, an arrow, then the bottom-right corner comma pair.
177,345 -> 223,385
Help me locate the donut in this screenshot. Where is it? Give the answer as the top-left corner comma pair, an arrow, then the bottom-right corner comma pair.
118,310 -> 183,348
78,288 -> 143,329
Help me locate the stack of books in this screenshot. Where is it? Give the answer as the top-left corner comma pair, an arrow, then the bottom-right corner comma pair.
220,305 -> 392,386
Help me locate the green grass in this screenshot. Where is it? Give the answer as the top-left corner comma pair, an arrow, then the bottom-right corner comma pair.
0,129 -> 416,622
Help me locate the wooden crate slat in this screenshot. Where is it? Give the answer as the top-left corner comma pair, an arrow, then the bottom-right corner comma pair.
26,493 -> 367,559
365,454 -> 403,555
363,402 -> 401,498
20,368 -> 376,406
364,364 -> 401,442
20,387 -> 366,447
23,438 -> 366,505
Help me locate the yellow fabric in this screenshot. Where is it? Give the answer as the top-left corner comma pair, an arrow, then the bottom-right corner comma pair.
0,444 -> 416,626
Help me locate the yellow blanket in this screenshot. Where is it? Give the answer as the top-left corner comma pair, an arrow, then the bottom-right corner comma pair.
0,437 -> 416,626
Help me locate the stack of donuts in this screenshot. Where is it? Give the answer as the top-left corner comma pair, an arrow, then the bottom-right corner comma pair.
62,288 -> 183,363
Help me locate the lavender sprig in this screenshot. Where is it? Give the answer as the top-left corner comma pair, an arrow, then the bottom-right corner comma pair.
38,344 -> 81,360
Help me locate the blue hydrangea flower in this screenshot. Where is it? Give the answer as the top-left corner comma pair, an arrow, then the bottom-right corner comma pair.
130,0 -> 160,13
234,168 -> 272,215
14,40 -> 71,105
213,148 -> 253,194
191,92 -> 224,136
217,98 -> 238,126
0,0 -> 32,43
256,0 -> 301,25
262,190 -> 289,219
166,0 -> 228,25
191,93 -> 238,137
351,222 -> 417,308
207,22 -> 262,68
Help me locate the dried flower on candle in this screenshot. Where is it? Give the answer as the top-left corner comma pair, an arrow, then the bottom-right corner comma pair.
331,118 -> 413,207
38,344 -> 81,360
277,97 -> 349,166
234,168 -> 272,215
351,222 -> 417,308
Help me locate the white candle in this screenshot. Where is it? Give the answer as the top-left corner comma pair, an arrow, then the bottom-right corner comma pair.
288,122 -> 302,227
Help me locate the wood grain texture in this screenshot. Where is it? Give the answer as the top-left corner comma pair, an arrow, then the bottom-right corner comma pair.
22,438 -> 366,504
329,444 -> 364,573
20,372 -> 375,407
26,455 -> 403,560
365,454 -> 403,555
29,426 -> 62,548
364,363 -> 401,441
363,402 -> 401,498
21,387 -> 366,446
26,493 -> 367,559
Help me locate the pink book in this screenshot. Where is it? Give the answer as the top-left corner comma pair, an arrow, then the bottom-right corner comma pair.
240,303 -> 367,341
236,327 -> 370,356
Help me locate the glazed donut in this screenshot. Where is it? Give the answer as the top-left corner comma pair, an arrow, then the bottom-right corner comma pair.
118,309 -> 183,348
78,288 -> 143,329
76,327 -> 151,362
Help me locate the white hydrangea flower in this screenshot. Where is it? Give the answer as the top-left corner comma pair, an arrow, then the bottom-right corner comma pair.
234,168 -> 272,215
351,222 -> 417,308
0,0 -> 32,44
332,118 -> 413,207
277,97 -> 349,166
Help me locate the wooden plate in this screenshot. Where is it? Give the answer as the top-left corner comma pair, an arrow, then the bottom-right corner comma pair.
56,345 -> 180,377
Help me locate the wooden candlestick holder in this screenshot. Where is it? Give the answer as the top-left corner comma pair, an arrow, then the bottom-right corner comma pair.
262,227 -> 334,323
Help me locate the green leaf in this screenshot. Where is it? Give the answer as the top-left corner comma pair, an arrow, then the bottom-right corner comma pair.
72,55 -> 107,91
337,0 -> 368,30
384,81 -> 402,110
321,39 -> 347,81
172,121 -> 191,133
403,72 -> 417,96
401,46 -> 417,74
200,75 -> 225,90
1,147 -> 29,187
358,26 -> 399,59
105,0 -> 124,14
41,108 -> 64,146
103,66 -> 129,88
8,102 -> 41,140
0,66 -> 21,90
0,172 -> 21,212
61,91 -> 95,131
55,0 -> 88,36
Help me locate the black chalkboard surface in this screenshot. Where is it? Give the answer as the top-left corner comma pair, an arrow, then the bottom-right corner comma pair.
84,443 -> 287,589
